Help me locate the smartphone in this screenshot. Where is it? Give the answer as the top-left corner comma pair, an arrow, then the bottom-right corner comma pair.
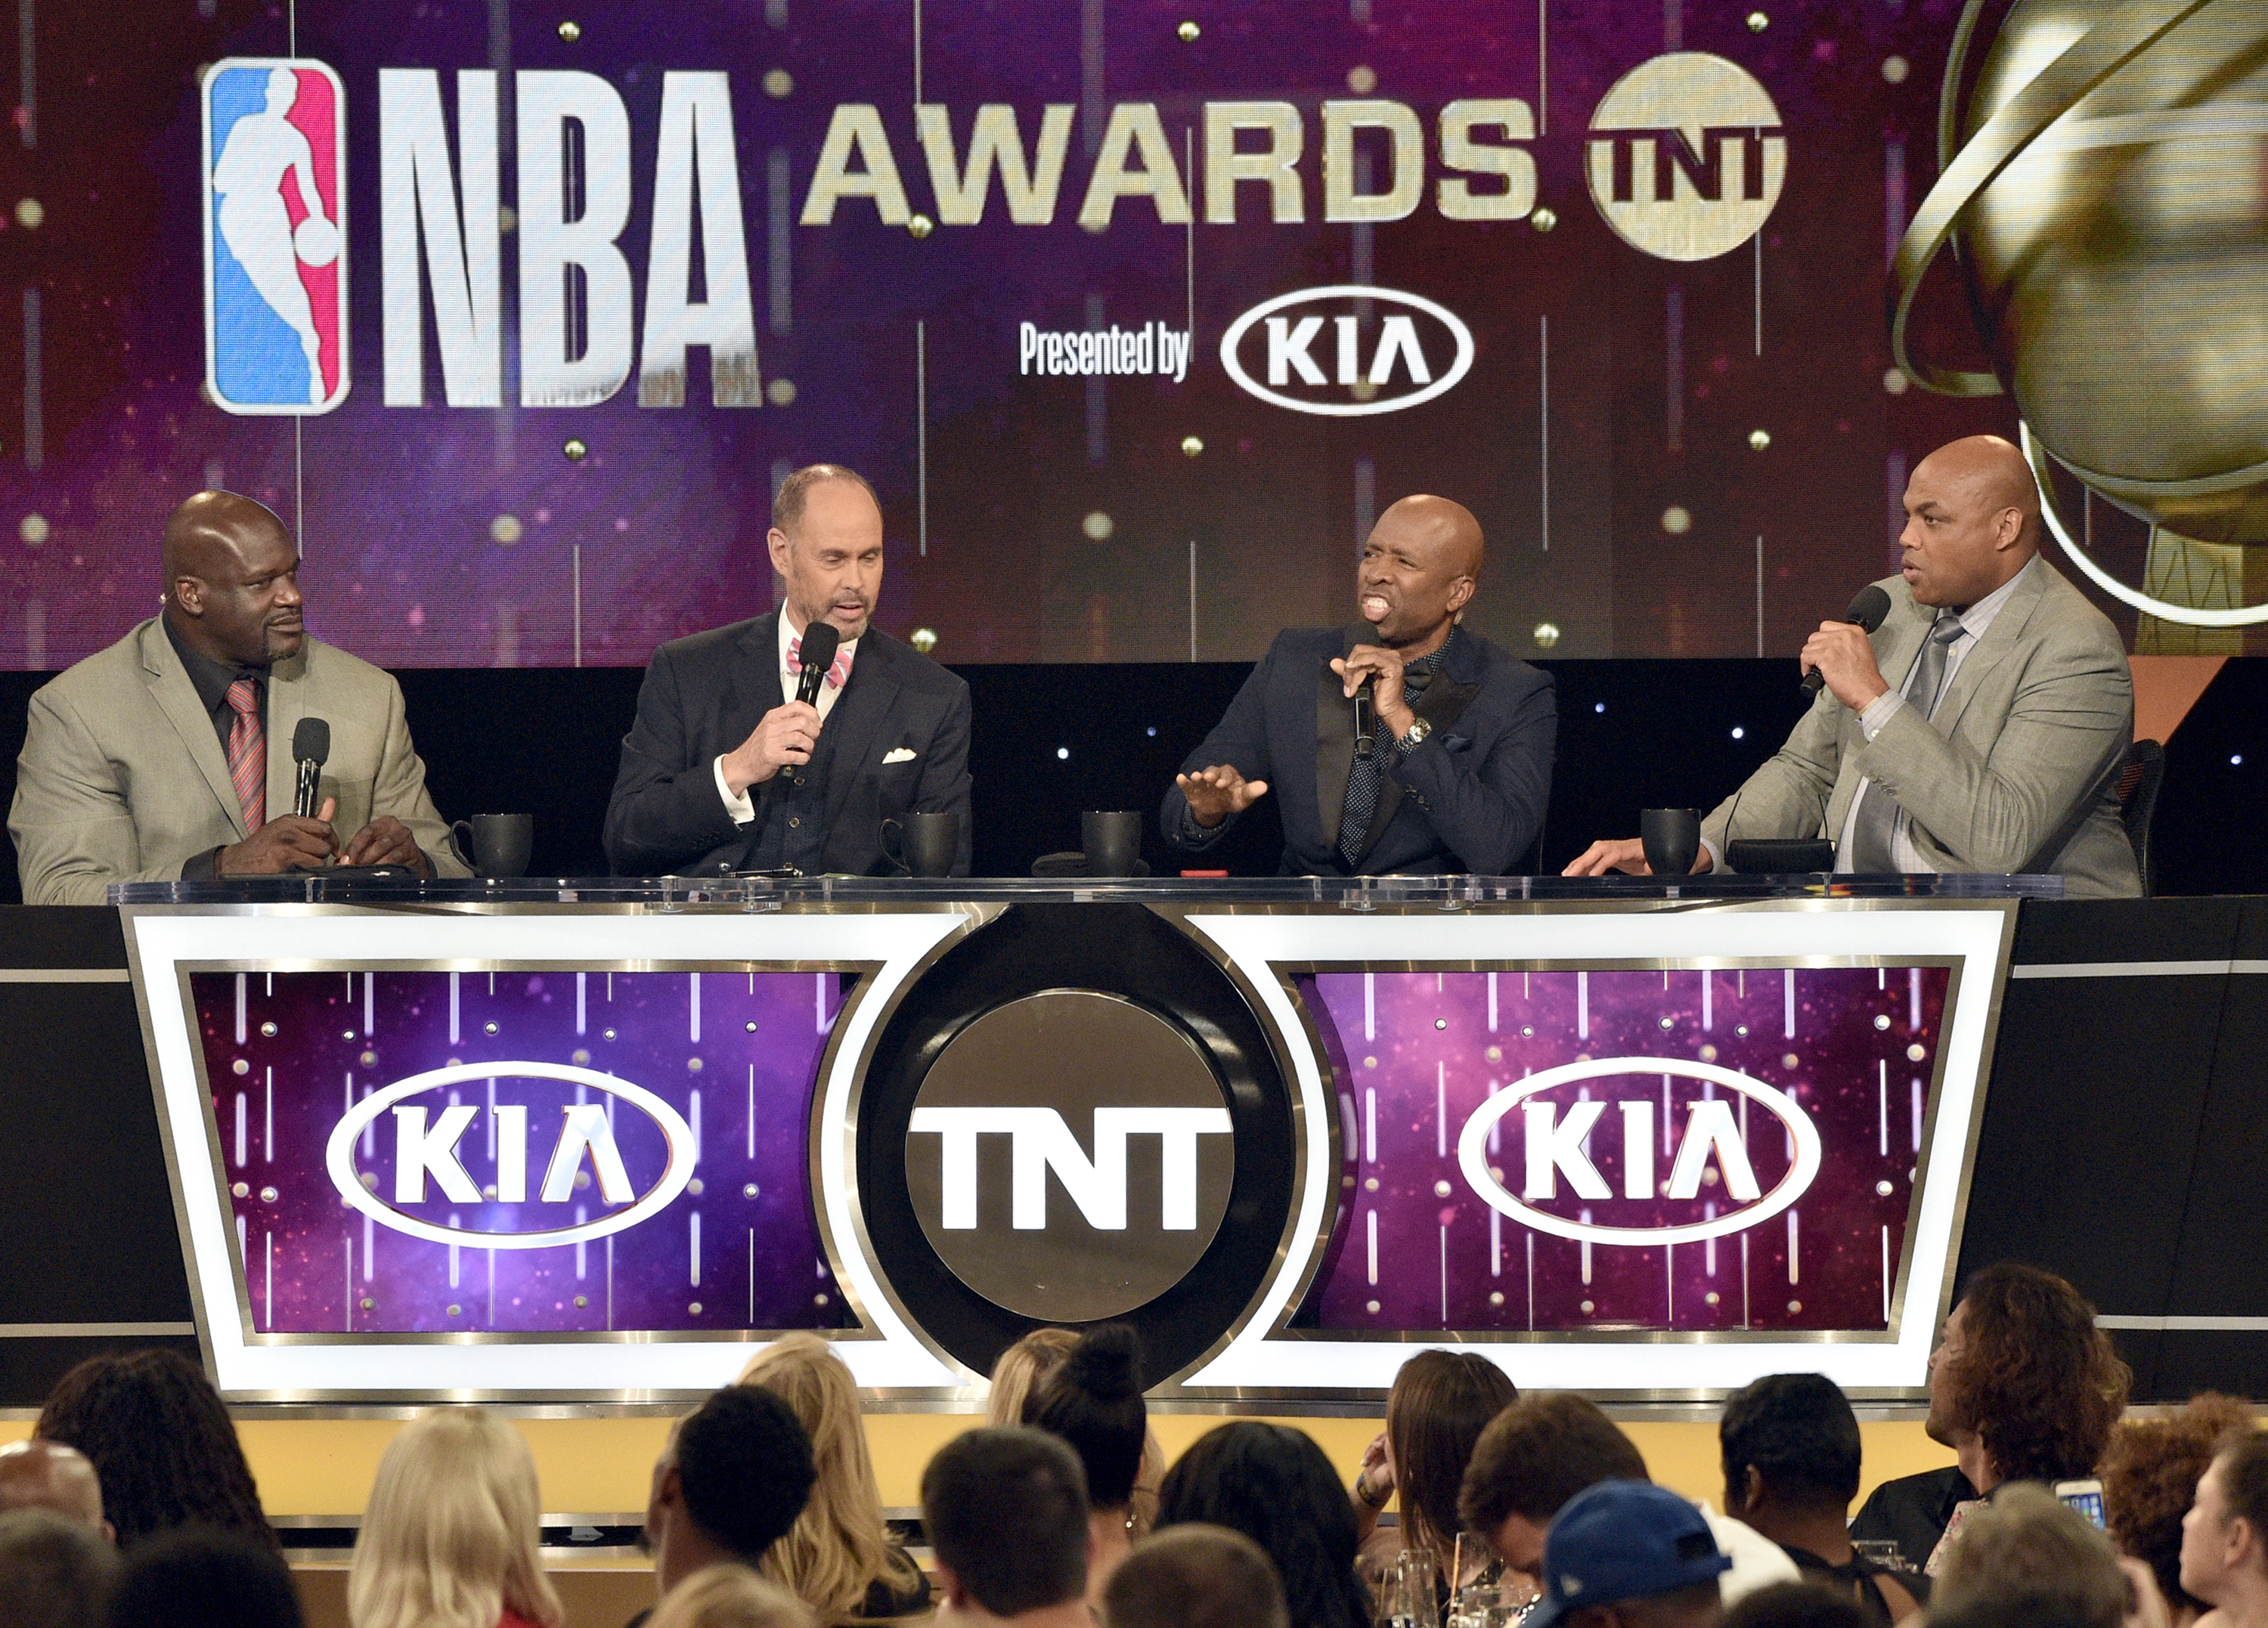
2056,1478 -> 2107,1531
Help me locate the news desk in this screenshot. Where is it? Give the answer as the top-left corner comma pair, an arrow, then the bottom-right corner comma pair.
2,876 -> 2264,1416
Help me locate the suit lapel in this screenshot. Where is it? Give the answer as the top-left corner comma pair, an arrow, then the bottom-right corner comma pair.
1351,666 -> 1483,868
1932,562 -> 2046,741
821,636 -> 901,839
141,621 -> 253,840
728,612 -> 785,732
1314,632 -> 1362,853
266,648 -> 308,822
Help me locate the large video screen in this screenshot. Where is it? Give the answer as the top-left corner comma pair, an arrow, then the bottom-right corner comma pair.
5,0 -> 2254,669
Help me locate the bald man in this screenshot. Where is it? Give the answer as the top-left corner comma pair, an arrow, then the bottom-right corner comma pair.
0,1442 -> 111,1541
1566,435 -> 2139,896
1163,496 -> 1555,875
10,491 -> 466,904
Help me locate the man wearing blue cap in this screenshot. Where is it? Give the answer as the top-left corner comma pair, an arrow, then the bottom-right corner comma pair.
1524,1480 -> 1731,1628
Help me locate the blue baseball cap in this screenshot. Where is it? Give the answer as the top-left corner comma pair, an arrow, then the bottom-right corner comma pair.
1523,1480 -> 1731,1628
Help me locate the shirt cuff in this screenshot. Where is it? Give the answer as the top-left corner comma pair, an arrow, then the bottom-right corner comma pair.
714,756 -> 755,825
1168,795 -> 1227,849
1859,692 -> 1906,742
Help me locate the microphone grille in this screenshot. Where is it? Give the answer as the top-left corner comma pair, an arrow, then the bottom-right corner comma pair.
292,717 -> 330,765
1845,585 -> 1894,633
798,620 -> 841,670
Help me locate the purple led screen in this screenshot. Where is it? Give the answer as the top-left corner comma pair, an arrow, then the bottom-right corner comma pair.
189,969 -> 852,1336
1,0 -> 2095,674
1294,967 -> 1947,1335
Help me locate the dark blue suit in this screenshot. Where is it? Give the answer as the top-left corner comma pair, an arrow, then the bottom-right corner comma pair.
1161,626 -> 1556,875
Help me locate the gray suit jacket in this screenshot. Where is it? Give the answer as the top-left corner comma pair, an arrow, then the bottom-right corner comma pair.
11,618 -> 467,905
1703,559 -> 2139,898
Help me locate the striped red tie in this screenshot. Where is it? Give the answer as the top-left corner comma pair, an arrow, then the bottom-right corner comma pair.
224,678 -> 265,832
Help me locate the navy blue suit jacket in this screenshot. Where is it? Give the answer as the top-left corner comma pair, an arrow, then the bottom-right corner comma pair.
1161,626 -> 1556,875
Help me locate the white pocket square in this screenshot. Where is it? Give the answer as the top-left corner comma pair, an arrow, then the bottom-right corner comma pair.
882,747 -> 918,764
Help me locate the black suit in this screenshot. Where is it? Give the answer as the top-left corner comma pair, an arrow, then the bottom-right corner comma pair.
1161,625 -> 1555,875
603,612 -> 972,877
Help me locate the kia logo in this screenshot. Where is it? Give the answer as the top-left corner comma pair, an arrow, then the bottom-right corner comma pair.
1217,285 -> 1474,416
325,1061 -> 697,1250
1457,1057 -> 1820,1246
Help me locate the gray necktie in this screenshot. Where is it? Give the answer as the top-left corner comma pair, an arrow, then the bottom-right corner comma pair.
1848,611 -> 1964,874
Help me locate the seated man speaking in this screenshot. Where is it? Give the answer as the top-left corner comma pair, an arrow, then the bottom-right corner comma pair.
1565,435 -> 2139,897
1161,494 -> 1555,875
604,464 -> 972,877
11,491 -> 463,904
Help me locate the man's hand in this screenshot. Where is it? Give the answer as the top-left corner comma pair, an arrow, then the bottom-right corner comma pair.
343,816 -> 431,876
1561,837 -> 1715,877
1331,645 -> 1414,737
1176,764 -> 1270,828
219,796 -> 339,875
1799,621 -> 1890,713
721,702 -> 823,794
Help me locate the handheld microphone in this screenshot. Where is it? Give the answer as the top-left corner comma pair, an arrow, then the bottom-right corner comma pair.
1800,584 -> 1894,695
794,621 -> 840,709
1352,677 -> 1374,757
291,717 -> 330,819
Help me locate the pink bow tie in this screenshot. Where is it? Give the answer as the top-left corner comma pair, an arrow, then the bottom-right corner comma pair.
787,636 -> 852,691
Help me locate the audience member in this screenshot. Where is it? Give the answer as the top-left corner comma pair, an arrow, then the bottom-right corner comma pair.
1719,1582 -> 1866,1628
1720,1374 -> 1927,1622
1154,1420 -> 1371,1628
1458,1392 -> 1796,1602
0,1441 -> 114,1540
1916,1592 -> 2101,1628
642,1387 -> 819,1613
1523,1480 -> 1729,1628
1352,1350 -> 1516,1583
1932,1483 -> 2124,1628
0,1508 -> 118,1628
1855,1264 -> 2127,1573
1101,1524 -> 1289,1628
36,1350 -> 275,1553
345,1407 -> 563,1628
920,1428 -> 1091,1628
989,1327 -> 1163,1537
101,1524 -> 303,1628
2100,1393 -> 2252,1628
1027,1324 -> 1148,1609
646,1565 -> 817,1628
2180,1429 -> 2268,1628
735,1334 -> 929,1623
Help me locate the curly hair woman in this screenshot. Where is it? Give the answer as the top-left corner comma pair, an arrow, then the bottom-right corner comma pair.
1928,1263 -> 2131,1491
2099,1392 -> 2252,1628
35,1349 -> 274,1553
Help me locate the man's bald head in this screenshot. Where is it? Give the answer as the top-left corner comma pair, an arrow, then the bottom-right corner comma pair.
1898,435 -> 2043,608
0,1441 -> 108,1537
1359,495 -> 1486,651
160,491 -> 306,668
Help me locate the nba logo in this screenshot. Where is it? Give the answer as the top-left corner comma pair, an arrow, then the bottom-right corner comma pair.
202,59 -> 349,414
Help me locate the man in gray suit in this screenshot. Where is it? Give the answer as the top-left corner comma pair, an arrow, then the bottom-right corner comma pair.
1566,435 -> 2139,898
10,491 -> 465,904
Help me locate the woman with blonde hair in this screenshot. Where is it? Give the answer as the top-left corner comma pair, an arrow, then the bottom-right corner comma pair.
735,1334 -> 929,1623
988,1326 -> 1164,1537
648,1563 -> 816,1628
347,1407 -> 563,1628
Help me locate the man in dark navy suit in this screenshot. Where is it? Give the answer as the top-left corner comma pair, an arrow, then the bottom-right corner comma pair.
1161,495 -> 1556,876
604,465 -> 972,877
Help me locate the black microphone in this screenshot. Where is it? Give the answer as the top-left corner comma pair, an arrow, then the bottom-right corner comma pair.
794,621 -> 840,708
291,717 -> 330,819
1352,677 -> 1374,757
1800,584 -> 1894,695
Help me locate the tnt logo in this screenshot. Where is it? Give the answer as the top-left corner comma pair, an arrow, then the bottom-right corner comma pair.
202,59 -> 349,413
1584,54 -> 1786,262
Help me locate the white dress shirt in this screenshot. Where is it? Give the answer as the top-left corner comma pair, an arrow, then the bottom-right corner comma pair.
712,614 -> 860,825
1833,556 -> 2036,874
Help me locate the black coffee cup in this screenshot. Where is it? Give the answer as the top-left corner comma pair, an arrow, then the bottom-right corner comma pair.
1640,808 -> 1702,877
451,813 -> 533,878
1081,810 -> 1143,877
884,810 -> 959,877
